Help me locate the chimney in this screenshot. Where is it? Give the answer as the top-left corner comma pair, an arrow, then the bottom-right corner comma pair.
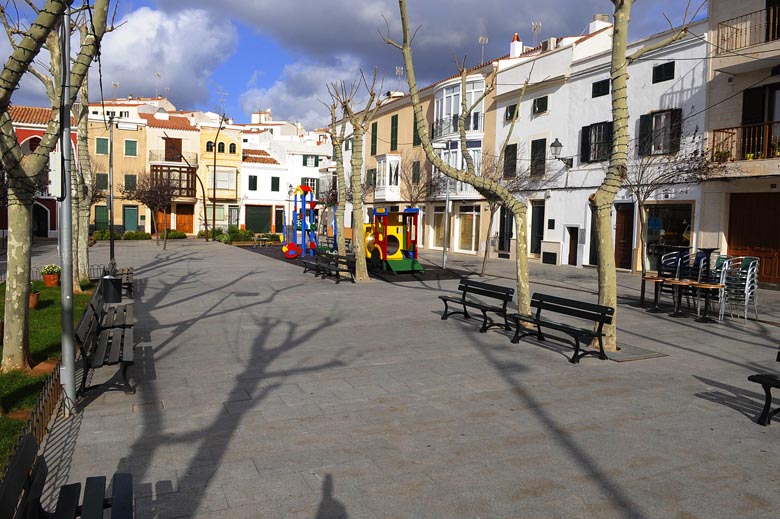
510,33 -> 524,58
589,14 -> 611,34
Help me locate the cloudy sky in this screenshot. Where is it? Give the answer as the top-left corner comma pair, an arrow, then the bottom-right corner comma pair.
14,0 -> 704,130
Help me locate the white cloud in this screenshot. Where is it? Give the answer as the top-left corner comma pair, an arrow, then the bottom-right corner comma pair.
239,56 -> 363,130
90,7 -> 238,109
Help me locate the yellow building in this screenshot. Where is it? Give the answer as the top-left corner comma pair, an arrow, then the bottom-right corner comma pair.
198,122 -> 243,230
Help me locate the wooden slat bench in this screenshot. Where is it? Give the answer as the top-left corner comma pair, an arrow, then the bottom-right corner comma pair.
747,374 -> 780,426
320,254 -> 355,284
76,281 -> 135,395
439,279 -> 514,333
0,434 -> 133,519
508,293 -> 614,364
117,267 -> 133,298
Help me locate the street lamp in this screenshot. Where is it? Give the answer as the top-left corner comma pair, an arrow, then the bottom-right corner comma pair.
549,138 -> 573,168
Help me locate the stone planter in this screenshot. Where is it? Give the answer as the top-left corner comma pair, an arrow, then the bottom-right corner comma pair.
42,273 -> 60,287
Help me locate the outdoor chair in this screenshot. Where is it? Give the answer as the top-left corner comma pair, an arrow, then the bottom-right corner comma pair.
718,256 -> 759,323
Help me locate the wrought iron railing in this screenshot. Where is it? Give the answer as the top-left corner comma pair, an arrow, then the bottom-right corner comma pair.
717,6 -> 780,53
431,113 -> 483,139
712,121 -> 780,161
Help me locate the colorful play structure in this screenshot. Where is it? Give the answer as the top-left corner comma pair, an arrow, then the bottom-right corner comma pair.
363,207 -> 424,273
282,185 -> 319,259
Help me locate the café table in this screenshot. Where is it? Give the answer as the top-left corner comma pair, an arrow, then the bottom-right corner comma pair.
692,282 -> 724,323
667,278 -> 694,318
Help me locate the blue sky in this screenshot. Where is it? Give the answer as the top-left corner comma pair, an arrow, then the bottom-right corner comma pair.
13,1 -> 705,130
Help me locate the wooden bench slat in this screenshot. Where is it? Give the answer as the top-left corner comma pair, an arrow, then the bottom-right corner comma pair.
532,300 -> 614,324
80,476 -> 106,519
92,331 -> 111,368
53,483 -> 81,519
0,434 -> 38,515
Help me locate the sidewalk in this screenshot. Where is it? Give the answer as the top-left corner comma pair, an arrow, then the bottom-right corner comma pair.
41,240 -> 779,518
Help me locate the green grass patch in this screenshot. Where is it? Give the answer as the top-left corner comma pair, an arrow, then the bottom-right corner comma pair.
0,282 -> 92,467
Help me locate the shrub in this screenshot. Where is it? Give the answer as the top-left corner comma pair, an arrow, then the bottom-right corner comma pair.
40,264 -> 61,275
93,229 -> 122,241
164,229 -> 187,239
227,228 -> 254,242
197,227 -> 223,239
123,231 -> 151,240
215,234 -> 231,244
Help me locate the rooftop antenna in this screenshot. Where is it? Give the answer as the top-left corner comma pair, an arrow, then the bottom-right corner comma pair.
395,66 -> 404,92
154,72 -> 161,97
532,21 -> 542,46
111,81 -> 119,98
479,35 -> 488,64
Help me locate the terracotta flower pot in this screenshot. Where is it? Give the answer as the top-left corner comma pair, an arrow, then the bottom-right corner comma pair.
29,292 -> 40,310
43,273 -> 60,287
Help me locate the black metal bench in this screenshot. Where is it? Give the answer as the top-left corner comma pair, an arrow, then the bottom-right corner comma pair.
76,281 -> 135,395
0,433 -> 133,519
320,254 -> 355,284
301,252 -> 328,277
747,346 -> 780,425
439,279 -> 514,333
508,293 -> 615,364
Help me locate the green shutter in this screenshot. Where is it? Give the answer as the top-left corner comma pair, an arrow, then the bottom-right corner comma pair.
390,114 -> 398,151
638,114 -> 653,156
271,176 -> 280,192
96,173 -> 108,190
315,156 -> 320,167
249,175 -> 258,190
96,138 -> 108,155
94,205 -> 108,230
124,140 -> 137,156
124,174 -> 137,191
412,161 -> 421,184
371,122 -> 378,155
413,113 -> 421,146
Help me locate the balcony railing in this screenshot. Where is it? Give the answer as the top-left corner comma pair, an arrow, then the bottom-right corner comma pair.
431,113 -> 483,139
712,121 -> 780,161
149,150 -> 198,166
717,6 -> 780,53
150,164 -> 197,198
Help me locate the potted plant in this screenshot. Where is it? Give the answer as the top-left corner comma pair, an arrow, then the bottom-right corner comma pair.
40,264 -> 61,287
714,150 -> 731,163
29,281 -> 41,310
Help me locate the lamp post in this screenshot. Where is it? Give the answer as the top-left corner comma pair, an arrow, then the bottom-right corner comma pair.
108,114 -> 116,262
550,138 -> 573,168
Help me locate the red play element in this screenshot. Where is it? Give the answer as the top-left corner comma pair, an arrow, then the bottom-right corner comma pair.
309,241 -> 317,250
309,200 -> 317,210
300,185 -> 312,193
284,242 -> 301,259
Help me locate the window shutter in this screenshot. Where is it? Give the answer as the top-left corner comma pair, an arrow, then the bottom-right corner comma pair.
503,144 -> 517,177
315,179 -> 320,198
668,108 -> 683,154
315,156 -> 320,167
580,125 -> 591,163
371,122 -> 378,155
741,87 -> 765,125
412,161 -> 421,184
638,114 -> 653,156
606,121 -> 614,159
413,113 -> 421,146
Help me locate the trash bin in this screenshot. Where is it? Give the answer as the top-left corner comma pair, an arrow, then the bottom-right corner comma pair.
102,275 -> 122,304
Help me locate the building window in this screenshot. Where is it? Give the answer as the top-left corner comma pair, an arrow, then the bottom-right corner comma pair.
592,79 -> 610,98
412,113 -> 421,146
366,168 -> 377,187
303,155 -> 320,167
652,62 -> 675,84
206,141 -> 214,152
208,204 -> 225,221
412,161 -> 421,184
96,137 -> 109,155
638,109 -> 682,156
388,161 -> 399,186
217,142 -> 225,153
229,143 -> 237,154
96,173 -> 108,190
503,144 -> 517,178
530,138 -> 547,176
271,176 -> 280,191
248,175 -> 258,191
301,177 -> 319,197
580,121 -> 613,163
371,122 -> 378,155
123,174 -> 137,191
390,114 -> 399,151
209,168 -> 236,190
532,96 -> 548,115
345,138 -> 352,151
124,140 -> 137,157
505,104 -> 517,121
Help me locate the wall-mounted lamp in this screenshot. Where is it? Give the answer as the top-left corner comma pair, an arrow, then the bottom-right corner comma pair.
549,138 -> 573,168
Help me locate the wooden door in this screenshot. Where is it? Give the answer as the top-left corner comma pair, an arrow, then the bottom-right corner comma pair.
176,203 -> 194,233
567,227 -> 578,266
728,193 -> 780,283
165,137 -> 182,162
155,208 -> 171,235
614,203 -> 634,270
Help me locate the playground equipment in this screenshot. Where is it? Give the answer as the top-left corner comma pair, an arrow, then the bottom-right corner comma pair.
363,207 -> 424,273
282,185 -> 318,259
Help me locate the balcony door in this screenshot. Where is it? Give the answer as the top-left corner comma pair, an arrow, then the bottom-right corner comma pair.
165,137 -> 182,162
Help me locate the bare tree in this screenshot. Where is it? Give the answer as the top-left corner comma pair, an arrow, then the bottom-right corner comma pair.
323,94 -> 349,257
387,0 -> 534,315
590,0 -> 701,351
398,147 -> 441,208
0,0 -> 110,372
119,173 -> 177,250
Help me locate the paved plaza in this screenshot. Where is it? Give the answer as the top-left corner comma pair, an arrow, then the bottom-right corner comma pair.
29,240 -> 780,518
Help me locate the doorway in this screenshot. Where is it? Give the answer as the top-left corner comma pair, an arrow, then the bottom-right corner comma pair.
274,208 -> 285,233
498,206 -> 513,253
122,206 -> 138,232
32,203 -> 49,238
530,201 -> 545,255
176,204 -> 194,233
567,227 -> 579,266
614,203 -> 634,270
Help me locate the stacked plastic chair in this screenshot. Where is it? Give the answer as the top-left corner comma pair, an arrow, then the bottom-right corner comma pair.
718,256 -> 759,323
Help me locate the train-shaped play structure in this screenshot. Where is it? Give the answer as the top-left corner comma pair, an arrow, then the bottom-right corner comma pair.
363,207 -> 424,273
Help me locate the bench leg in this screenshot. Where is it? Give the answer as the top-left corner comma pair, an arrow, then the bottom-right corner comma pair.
479,311 -> 490,333
511,322 -> 534,344
570,338 -> 581,364
121,362 -> 135,395
441,301 -> 450,320
462,304 -> 471,320
757,384 -> 774,426
597,336 -> 608,361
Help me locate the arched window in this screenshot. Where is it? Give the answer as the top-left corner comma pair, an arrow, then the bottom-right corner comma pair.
217,142 -> 225,153
229,143 -> 237,154
206,141 -> 214,152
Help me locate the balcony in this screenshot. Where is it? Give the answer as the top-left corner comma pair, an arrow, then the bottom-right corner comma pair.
431,113 -> 483,139
718,7 -> 780,53
149,150 -> 198,166
150,164 -> 197,199
712,121 -> 780,162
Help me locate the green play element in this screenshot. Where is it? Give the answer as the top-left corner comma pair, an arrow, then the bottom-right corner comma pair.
385,258 -> 424,273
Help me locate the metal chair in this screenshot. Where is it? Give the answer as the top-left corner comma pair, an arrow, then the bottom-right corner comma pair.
719,256 -> 759,323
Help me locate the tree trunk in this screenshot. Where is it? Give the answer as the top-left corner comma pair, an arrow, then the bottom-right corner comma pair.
350,131 -> 369,281
638,203 -> 649,276
75,78 -> 92,285
514,211 -> 531,316
480,205 -> 497,277
162,209 -> 169,250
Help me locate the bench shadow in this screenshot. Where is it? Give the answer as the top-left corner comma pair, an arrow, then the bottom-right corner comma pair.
693,375 -> 771,424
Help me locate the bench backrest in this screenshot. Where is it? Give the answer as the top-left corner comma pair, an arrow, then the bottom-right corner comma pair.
75,287 -> 103,355
458,279 -> 514,304
531,293 -> 614,326
0,434 -> 46,519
